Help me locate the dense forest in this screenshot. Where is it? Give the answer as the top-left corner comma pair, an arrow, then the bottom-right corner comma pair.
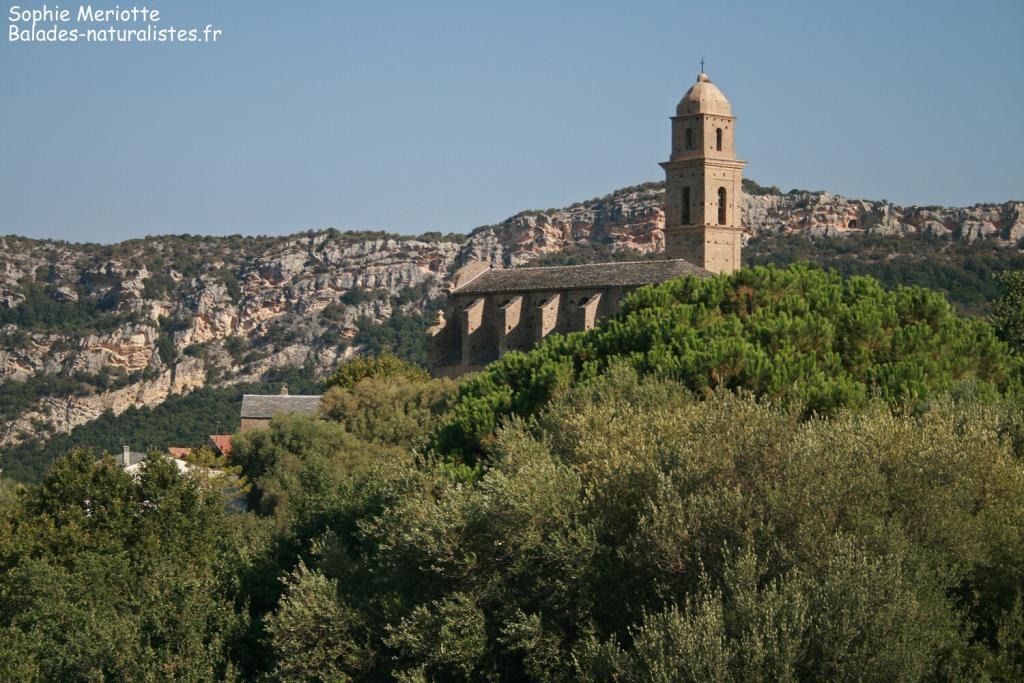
1,265 -> 1022,681
745,232 -> 1024,317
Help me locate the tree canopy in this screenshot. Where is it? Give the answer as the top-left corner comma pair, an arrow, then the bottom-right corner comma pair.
0,452 -> 247,680
993,270 -> 1024,354
2,266 -> 1023,681
261,369 -> 1024,680
435,265 -> 1023,460
323,352 -> 431,391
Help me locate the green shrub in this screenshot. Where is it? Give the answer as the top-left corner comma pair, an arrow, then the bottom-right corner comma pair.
323,352 -> 430,391
142,272 -> 174,299
527,243 -> 659,268
320,375 -> 456,447
0,283 -> 141,334
340,287 -> 386,306
352,308 -> 440,367
217,268 -> 243,304
223,335 -> 250,363
742,177 -> 782,196
0,452 -> 246,680
0,375 -> 90,424
992,270 -> 1024,354
230,414 -> 402,524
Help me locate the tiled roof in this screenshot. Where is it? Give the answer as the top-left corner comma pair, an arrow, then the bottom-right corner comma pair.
208,434 -> 233,456
451,259 -> 709,295
168,447 -> 192,459
240,394 -> 322,419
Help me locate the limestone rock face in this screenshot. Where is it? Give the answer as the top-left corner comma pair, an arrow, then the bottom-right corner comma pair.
1006,205 -> 1024,242
0,184 -> 1020,448
71,325 -> 160,375
53,286 -> 79,302
463,184 -> 665,266
739,191 -> 1024,245
0,231 -> 461,447
3,357 -> 206,446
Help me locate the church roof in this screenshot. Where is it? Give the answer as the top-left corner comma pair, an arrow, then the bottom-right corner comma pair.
240,394 -> 322,419
677,73 -> 732,117
451,259 -> 709,295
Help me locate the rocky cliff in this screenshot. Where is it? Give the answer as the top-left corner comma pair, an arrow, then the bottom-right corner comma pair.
1,182 -> 1021,449
466,182 -> 1024,265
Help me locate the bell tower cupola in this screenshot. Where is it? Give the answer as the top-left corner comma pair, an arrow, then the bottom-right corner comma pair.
660,72 -> 746,274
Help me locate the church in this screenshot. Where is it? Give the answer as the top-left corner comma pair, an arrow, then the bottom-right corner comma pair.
428,72 -> 746,377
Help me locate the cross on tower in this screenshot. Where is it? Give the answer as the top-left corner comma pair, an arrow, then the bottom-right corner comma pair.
700,57 -> 705,73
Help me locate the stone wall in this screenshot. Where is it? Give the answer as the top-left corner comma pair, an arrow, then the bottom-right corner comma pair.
431,286 -> 629,376
239,418 -> 270,432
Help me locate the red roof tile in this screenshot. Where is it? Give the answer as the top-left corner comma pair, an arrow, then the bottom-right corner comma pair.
208,434 -> 233,456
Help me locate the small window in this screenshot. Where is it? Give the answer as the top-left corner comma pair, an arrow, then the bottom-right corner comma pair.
682,187 -> 691,224
717,187 -> 727,225
685,128 -> 694,151
716,128 -> 723,151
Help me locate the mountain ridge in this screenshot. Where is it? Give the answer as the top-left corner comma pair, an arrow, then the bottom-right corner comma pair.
1,181 -> 1022,479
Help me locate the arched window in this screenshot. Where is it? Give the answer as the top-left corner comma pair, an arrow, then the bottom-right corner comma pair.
717,187 -> 727,225
716,128 -> 723,151
682,187 -> 691,224
685,128 -> 694,151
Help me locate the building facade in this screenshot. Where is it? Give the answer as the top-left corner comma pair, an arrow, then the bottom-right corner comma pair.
428,72 -> 744,378
427,259 -> 708,376
239,390 -> 322,432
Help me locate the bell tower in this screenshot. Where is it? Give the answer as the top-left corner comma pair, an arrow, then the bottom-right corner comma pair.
660,72 -> 746,274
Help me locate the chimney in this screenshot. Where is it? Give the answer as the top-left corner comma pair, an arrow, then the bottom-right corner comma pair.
121,445 -> 130,467
280,384 -> 289,396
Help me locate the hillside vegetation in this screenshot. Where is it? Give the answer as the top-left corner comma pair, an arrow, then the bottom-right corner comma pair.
0,370 -> 318,483
3,232 -> 1019,484
2,304 -> 1023,678
745,232 -> 1024,316
1,179 -> 1020,478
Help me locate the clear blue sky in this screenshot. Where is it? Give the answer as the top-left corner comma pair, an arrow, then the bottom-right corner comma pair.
2,0 -> 1022,242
